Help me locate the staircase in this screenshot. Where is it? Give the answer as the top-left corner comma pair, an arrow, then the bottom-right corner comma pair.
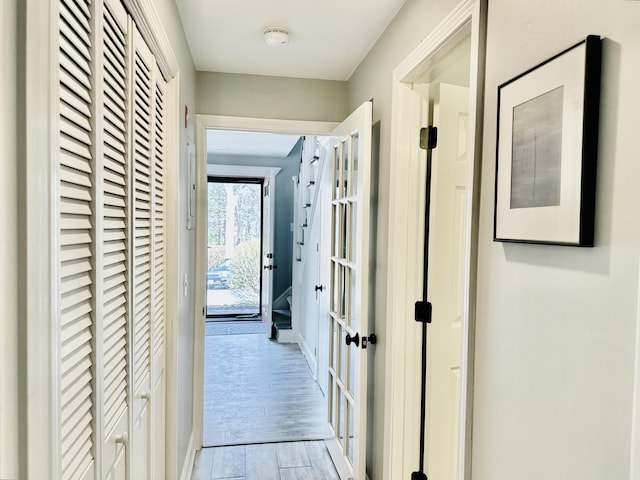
273,295 -> 294,342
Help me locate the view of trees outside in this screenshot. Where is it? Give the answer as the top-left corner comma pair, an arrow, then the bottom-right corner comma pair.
207,181 -> 262,316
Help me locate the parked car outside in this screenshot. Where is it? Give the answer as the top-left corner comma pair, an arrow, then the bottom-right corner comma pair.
207,258 -> 232,289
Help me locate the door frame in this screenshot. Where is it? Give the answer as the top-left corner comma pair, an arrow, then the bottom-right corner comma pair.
193,115 -> 338,450
383,1 -> 487,479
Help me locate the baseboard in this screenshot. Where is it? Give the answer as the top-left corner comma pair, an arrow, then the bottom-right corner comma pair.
179,431 -> 196,480
276,327 -> 296,344
299,335 -> 318,379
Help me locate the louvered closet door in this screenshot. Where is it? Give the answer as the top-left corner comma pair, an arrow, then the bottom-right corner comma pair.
151,63 -> 167,480
100,0 -> 130,478
130,24 -> 155,480
58,0 -> 96,478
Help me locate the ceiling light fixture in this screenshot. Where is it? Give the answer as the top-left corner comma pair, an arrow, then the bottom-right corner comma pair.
264,27 -> 289,47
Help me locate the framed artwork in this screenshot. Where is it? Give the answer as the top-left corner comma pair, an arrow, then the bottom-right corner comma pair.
493,35 -> 602,246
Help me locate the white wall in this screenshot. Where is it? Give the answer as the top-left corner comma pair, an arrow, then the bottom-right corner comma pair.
345,0 -> 461,477
153,0 -> 198,476
473,2 -> 640,479
197,72 -> 347,122
0,0 -> 18,478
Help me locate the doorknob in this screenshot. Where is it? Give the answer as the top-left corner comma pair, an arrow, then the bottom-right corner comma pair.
137,390 -> 151,400
345,332 -> 360,347
114,431 -> 129,445
314,285 -> 324,292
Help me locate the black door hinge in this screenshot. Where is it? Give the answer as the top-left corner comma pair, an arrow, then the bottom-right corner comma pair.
415,301 -> 432,323
419,126 -> 438,150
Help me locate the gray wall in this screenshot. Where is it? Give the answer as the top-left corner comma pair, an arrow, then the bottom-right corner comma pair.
473,2 -> 640,479
153,0 -> 198,476
208,141 -> 302,301
197,72 -> 348,122
1,0 -> 18,477
348,0 -> 640,479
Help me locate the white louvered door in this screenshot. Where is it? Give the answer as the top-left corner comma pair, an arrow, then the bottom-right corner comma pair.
55,0 -> 169,478
130,24 -> 154,480
151,63 -> 167,480
100,0 -> 130,478
58,0 -> 96,478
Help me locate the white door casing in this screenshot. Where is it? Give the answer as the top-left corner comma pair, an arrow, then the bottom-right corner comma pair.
317,157 -> 332,395
424,83 -> 469,479
193,117 -> 338,450
325,101 -> 373,480
384,1 -> 486,479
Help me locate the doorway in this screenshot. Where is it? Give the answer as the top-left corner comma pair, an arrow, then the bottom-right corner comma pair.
384,1 -> 485,479
194,112 -> 374,478
206,177 -> 263,319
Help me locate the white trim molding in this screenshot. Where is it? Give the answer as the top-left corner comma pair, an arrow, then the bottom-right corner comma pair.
179,431 -> 197,480
192,114 -> 339,451
19,0 -> 57,477
197,114 -> 338,135
121,0 -> 179,80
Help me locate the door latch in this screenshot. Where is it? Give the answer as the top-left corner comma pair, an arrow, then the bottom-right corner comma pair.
345,332 -> 377,349
362,333 -> 377,349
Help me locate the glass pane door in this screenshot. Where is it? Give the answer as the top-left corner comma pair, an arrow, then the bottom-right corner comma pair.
206,179 -> 262,317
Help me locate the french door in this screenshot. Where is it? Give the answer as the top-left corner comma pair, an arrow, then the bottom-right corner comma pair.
325,102 -> 373,480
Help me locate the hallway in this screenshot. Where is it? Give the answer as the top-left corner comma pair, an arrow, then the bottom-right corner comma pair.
191,441 -> 339,480
194,321 -> 338,479
202,322 -> 331,446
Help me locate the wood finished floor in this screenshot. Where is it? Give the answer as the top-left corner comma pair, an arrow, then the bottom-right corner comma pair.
195,327 -> 338,479
203,328 -> 331,447
191,441 -> 340,480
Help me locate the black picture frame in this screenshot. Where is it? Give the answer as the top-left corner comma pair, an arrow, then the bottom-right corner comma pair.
493,35 -> 602,246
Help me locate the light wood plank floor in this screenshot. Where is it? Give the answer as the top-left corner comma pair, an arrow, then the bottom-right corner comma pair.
191,441 -> 340,480
195,327 -> 338,480
203,330 -> 331,446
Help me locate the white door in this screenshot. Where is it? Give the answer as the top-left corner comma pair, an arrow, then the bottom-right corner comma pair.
130,24 -> 154,480
325,101 -> 373,480
424,83 -> 469,479
261,178 -> 275,336
150,63 -> 167,480
100,0 -> 130,477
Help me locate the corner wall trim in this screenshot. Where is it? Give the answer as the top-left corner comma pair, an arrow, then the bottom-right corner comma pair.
179,432 -> 196,480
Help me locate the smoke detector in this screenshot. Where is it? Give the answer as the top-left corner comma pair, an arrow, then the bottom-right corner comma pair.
264,27 -> 289,46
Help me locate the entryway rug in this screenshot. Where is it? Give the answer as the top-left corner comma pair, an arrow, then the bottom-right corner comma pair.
205,320 -> 264,336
